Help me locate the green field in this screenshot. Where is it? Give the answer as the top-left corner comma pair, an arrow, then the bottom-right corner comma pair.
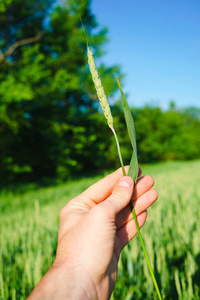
1,161 -> 200,300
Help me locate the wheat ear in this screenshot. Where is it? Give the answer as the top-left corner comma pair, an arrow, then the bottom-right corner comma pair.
87,46 -> 125,175
87,47 -> 114,128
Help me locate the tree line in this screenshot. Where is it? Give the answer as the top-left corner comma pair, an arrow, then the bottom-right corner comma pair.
0,0 -> 199,185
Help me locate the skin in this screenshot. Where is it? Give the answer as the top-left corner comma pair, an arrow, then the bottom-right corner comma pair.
28,166 -> 158,300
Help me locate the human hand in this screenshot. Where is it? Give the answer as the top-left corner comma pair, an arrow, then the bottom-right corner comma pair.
28,167 -> 158,300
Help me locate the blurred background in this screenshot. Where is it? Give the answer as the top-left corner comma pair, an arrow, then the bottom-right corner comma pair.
0,1 -> 200,299
0,0 -> 199,186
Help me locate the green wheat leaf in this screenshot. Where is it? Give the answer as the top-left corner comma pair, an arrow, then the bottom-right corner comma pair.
117,78 -> 138,183
128,152 -> 138,183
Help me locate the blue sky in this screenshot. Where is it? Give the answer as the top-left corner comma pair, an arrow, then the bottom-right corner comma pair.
90,0 -> 200,109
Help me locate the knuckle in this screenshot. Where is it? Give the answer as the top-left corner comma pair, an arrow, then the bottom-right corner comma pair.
113,187 -> 128,200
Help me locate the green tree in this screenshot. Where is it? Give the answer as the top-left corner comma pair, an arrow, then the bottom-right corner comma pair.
0,0 -> 122,184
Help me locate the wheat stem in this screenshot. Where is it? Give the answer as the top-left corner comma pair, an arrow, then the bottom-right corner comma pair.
110,126 -> 126,176
130,201 -> 162,300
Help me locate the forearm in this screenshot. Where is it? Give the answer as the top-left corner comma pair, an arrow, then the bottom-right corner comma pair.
27,264 -> 98,300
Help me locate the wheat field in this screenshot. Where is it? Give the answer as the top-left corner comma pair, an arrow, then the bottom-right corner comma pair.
1,160 -> 200,299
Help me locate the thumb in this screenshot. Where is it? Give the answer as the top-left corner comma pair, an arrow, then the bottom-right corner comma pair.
104,176 -> 134,216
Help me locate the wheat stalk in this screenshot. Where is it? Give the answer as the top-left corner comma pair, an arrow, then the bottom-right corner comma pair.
87,45 -> 162,300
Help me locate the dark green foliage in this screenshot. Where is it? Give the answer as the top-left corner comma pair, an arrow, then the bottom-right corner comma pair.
135,106 -> 200,163
0,0 -> 122,185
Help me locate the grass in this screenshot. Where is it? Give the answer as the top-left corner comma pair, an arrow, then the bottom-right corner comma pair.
1,160 -> 200,299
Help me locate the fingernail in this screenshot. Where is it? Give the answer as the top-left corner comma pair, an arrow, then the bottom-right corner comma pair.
118,177 -> 133,188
